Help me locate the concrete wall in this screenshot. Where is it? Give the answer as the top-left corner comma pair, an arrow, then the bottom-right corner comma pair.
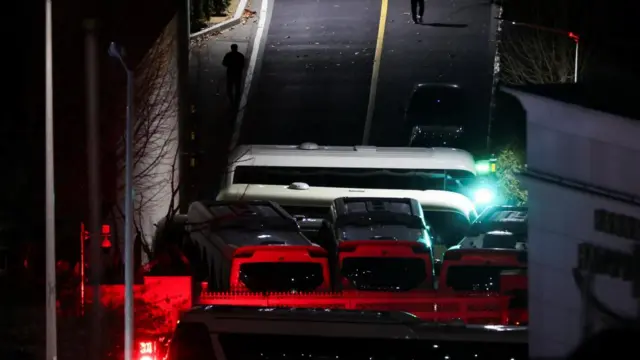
134,15 -> 180,251
506,89 -> 640,358
520,92 -> 640,195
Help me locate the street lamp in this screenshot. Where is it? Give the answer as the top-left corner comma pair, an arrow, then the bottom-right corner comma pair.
498,18 -> 580,83
45,1 -> 58,360
108,42 -> 135,360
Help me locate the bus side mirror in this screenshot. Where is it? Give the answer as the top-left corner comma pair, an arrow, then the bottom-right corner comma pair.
434,259 -> 442,277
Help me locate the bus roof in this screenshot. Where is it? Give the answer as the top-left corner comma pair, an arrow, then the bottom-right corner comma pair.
229,144 -> 477,174
217,184 -> 477,220
181,306 -> 528,342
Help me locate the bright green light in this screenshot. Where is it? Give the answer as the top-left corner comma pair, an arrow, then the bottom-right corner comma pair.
475,161 -> 491,174
476,159 -> 497,174
474,188 -> 494,204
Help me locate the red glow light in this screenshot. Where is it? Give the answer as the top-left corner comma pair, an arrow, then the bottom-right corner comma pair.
139,341 -> 154,354
102,224 -> 111,235
138,339 -> 156,360
568,32 -> 579,41
101,238 -> 112,248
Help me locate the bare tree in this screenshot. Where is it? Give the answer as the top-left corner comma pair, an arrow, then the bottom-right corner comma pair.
498,0 -> 587,85
500,27 -> 579,85
109,18 -> 180,256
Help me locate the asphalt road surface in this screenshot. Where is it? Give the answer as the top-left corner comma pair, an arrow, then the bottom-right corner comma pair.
241,0 -> 497,147
241,0 -> 381,145
371,0 -> 496,146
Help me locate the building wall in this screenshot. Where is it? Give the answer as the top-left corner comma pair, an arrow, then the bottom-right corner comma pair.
112,15 -> 179,259
133,15 -> 180,248
506,89 -> 640,358
526,179 -> 639,357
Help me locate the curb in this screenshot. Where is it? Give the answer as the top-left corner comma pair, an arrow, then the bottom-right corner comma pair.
190,0 -> 250,40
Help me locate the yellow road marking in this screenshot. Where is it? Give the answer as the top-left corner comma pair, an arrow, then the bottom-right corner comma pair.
362,0 -> 389,145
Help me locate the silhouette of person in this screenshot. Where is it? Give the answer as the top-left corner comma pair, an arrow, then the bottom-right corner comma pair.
411,0 -> 425,24
222,44 -> 246,108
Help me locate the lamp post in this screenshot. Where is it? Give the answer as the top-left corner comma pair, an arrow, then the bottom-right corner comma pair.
108,42 -> 135,360
498,18 -> 580,83
45,1 -> 58,359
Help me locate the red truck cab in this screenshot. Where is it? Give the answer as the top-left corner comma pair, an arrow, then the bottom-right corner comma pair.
438,248 -> 527,292
314,197 -> 436,291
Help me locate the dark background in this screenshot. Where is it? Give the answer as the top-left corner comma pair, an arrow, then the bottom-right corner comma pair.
3,0 -> 177,248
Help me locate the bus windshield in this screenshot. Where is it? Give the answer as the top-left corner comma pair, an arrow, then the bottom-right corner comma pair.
233,166 -> 476,195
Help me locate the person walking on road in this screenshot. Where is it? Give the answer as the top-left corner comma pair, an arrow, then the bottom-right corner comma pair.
222,44 -> 246,108
411,0 -> 425,24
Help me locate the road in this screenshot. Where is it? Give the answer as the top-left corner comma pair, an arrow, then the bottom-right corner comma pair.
371,0 -> 497,147
189,13 -> 262,200
240,0 -> 381,145
240,0 -> 497,147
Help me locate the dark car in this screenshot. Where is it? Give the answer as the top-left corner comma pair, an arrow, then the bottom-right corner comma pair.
404,83 -> 470,149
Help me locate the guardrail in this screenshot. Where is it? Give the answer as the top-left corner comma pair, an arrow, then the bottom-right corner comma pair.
199,290 -> 511,325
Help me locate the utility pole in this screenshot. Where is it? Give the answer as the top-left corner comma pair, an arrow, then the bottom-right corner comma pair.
570,32 -> 580,83
44,1 -> 58,359
486,2 -> 504,152
84,18 -> 103,360
108,42 -> 135,360
177,0 -> 191,212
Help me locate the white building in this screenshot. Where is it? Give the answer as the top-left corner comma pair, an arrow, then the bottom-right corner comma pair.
504,85 -> 640,358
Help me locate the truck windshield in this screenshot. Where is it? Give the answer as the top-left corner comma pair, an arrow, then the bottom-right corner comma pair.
335,212 -> 425,229
211,216 -> 300,232
233,166 -> 475,194
468,209 -> 527,236
339,225 -> 425,242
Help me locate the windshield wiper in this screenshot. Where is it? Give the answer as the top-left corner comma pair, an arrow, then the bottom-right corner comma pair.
370,236 -> 398,240
212,218 -> 299,232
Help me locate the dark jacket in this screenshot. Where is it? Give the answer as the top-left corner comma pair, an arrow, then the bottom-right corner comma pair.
222,51 -> 245,76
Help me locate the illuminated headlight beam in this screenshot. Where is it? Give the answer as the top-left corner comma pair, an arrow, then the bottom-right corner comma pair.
473,188 -> 495,204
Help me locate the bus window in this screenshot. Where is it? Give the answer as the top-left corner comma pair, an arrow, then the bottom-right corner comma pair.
233,166 -> 475,195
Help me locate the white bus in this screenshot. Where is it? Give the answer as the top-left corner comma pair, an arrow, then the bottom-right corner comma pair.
217,143 -> 482,251
223,143 -> 478,190
223,143 -> 493,202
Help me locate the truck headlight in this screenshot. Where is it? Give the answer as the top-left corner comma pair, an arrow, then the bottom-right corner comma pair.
473,187 -> 495,204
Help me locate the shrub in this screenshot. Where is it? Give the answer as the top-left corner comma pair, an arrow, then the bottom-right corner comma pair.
211,0 -> 232,16
496,144 -> 528,205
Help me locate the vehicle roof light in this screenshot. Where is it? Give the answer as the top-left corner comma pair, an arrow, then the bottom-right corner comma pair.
476,158 -> 498,174
475,161 -> 490,174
